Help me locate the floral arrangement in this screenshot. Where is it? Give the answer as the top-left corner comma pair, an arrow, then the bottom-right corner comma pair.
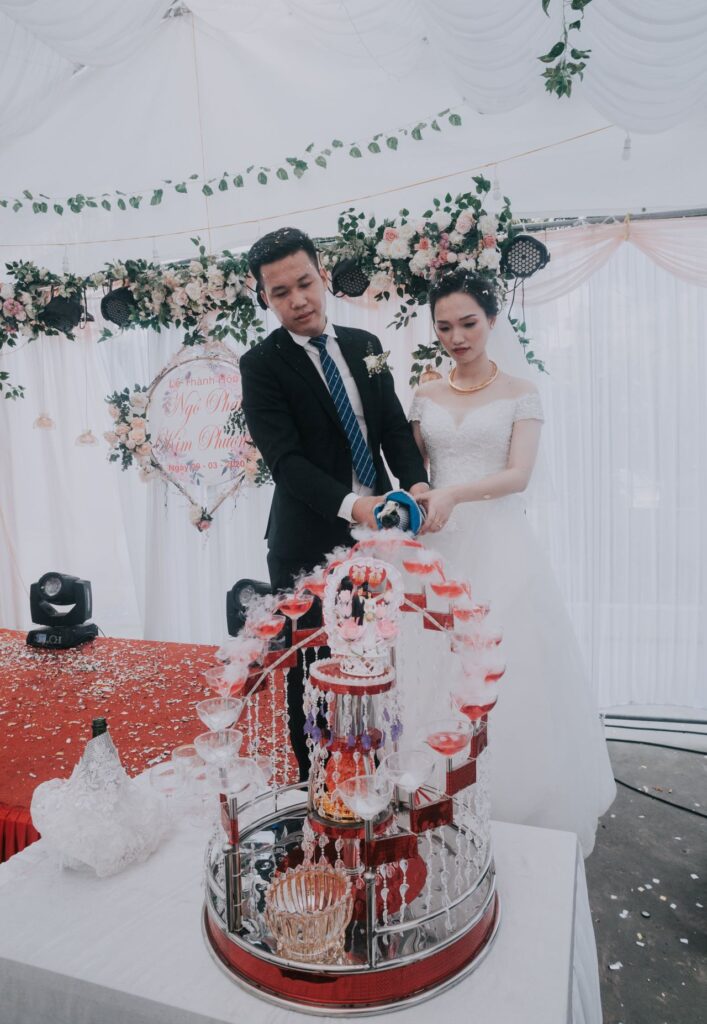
0,261 -> 87,396
104,386 -> 157,480
94,241 -> 264,347
319,175 -> 516,383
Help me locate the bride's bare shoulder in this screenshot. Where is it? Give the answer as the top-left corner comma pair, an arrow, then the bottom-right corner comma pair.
497,371 -> 538,397
414,379 -> 447,399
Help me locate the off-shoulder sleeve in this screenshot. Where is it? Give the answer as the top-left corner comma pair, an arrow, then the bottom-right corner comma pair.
408,393 -> 425,422
513,390 -> 544,423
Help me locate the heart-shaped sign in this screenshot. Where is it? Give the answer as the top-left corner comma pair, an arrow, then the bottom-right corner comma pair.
145,343 -> 251,524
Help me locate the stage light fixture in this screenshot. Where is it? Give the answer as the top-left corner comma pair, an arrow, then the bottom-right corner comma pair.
330,259 -> 370,297
100,286 -> 138,327
500,234 -> 550,280
226,578 -> 272,636
40,295 -> 83,332
26,572 -> 99,649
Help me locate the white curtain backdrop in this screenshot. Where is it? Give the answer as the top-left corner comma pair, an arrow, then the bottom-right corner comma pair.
1,226 -> 706,710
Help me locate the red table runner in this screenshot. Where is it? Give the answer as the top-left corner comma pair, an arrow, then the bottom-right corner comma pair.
0,629 -> 295,862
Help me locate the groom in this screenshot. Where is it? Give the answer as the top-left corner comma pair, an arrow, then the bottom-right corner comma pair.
240,227 -> 428,777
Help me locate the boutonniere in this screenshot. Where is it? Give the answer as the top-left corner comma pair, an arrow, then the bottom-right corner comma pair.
364,347 -> 393,377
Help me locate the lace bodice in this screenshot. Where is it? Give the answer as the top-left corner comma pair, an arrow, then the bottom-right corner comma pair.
409,391 -> 544,491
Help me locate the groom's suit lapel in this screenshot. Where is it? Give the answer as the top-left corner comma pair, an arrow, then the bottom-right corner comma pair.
273,327 -> 343,433
273,325 -> 377,439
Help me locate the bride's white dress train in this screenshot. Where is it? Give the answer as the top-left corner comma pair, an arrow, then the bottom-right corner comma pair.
404,390 -> 615,857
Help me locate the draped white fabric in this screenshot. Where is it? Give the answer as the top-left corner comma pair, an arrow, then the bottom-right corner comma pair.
1,2 -> 707,276
523,217 -> 707,305
4,0 -> 705,147
0,0 -> 169,141
2,223 -> 706,711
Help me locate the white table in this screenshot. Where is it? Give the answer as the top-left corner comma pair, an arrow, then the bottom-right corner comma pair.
0,820 -> 602,1024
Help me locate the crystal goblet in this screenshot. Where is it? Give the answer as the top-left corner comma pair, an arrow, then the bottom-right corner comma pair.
193,728 -> 244,766
196,697 -> 245,732
422,717 -> 473,757
380,748 -> 435,795
335,772 -> 393,821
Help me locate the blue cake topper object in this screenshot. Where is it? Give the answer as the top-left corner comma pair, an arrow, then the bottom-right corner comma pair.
373,489 -> 426,535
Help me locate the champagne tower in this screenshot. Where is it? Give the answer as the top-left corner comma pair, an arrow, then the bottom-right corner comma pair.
203,540 -> 500,1013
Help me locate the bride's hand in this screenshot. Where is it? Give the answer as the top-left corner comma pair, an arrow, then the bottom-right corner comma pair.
418,488 -> 457,533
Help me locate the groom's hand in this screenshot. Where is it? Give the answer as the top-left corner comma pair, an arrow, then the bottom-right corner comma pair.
352,495 -> 384,529
409,482 -> 430,498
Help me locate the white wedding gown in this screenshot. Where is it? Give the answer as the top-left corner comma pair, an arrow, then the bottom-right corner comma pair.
402,390 -> 616,857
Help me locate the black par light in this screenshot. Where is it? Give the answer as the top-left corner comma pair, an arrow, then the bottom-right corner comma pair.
40,294 -> 83,332
500,234 -> 550,280
26,572 -> 99,649
330,259 -> 370,297
100,286 -> 137,327
226,578 -> 272,637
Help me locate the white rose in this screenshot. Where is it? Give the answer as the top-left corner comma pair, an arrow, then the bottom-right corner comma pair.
207,267 -> 224,287
397,222 -> 416,240
113,263 -> 127,278
224,285 -> 237,303
432,211 -> 452,231
477,248 -> 501,270
130,392 -> 149,413
128,426 -> 146,444
126,438 -> 137,450
189,260 -> 204,275
389,238 -> 410,259
0,284 -> 15,300
137,442 -> 152,457
455,212 -> 475,235
410,251 -> 430,274
459,257 -> 476,270
369,271 -> 393,295
446,251 -> 458,263
129,416 -> 146,429
185,280 -> 202,302
478,214 -> 498,237
375,239 -> 391,258
447,230 -> 464,247
413,219 -> 428,234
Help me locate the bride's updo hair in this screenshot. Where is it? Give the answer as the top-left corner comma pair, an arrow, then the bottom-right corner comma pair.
428,268 -> 501,320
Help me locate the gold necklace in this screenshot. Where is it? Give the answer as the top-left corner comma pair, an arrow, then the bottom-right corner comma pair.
448,361 -> 499,394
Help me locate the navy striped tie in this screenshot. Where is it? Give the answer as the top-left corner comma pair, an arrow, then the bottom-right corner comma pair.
309,334 -> 377,488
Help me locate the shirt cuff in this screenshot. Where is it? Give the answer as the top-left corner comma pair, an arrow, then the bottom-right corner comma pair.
337,491 -> 359,523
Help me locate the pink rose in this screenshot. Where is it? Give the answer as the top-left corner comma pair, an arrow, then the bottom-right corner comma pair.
483,234 -> 497,249
415,237 -> 431,251
3,298 -> 26,321
383,227 -> 399,243
455,212 -> 475,234
129,416 -> 145,429
114,422 -> 129,437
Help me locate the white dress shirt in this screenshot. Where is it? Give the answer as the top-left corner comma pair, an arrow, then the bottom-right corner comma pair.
288,321 -> 373,522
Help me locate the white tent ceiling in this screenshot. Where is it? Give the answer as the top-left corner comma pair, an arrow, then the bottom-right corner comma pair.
1,0 -> 706,271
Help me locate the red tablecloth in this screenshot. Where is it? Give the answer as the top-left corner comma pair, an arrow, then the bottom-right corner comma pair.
0,628 -> 294,862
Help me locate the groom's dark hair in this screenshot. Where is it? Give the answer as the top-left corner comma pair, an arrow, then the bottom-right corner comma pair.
428,268 -> 501,319
247,227 -> 319,289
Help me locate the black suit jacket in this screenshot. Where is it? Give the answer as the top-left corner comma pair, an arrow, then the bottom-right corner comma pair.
239,324 -> 427,564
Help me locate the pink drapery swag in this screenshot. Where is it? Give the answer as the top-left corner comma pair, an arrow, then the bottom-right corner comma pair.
521,217 -> 707,305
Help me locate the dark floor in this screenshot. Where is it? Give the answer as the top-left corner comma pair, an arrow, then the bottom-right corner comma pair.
585,740 -> 707,1024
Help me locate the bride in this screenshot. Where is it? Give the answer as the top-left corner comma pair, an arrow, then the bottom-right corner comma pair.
407,268 -> 615,857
